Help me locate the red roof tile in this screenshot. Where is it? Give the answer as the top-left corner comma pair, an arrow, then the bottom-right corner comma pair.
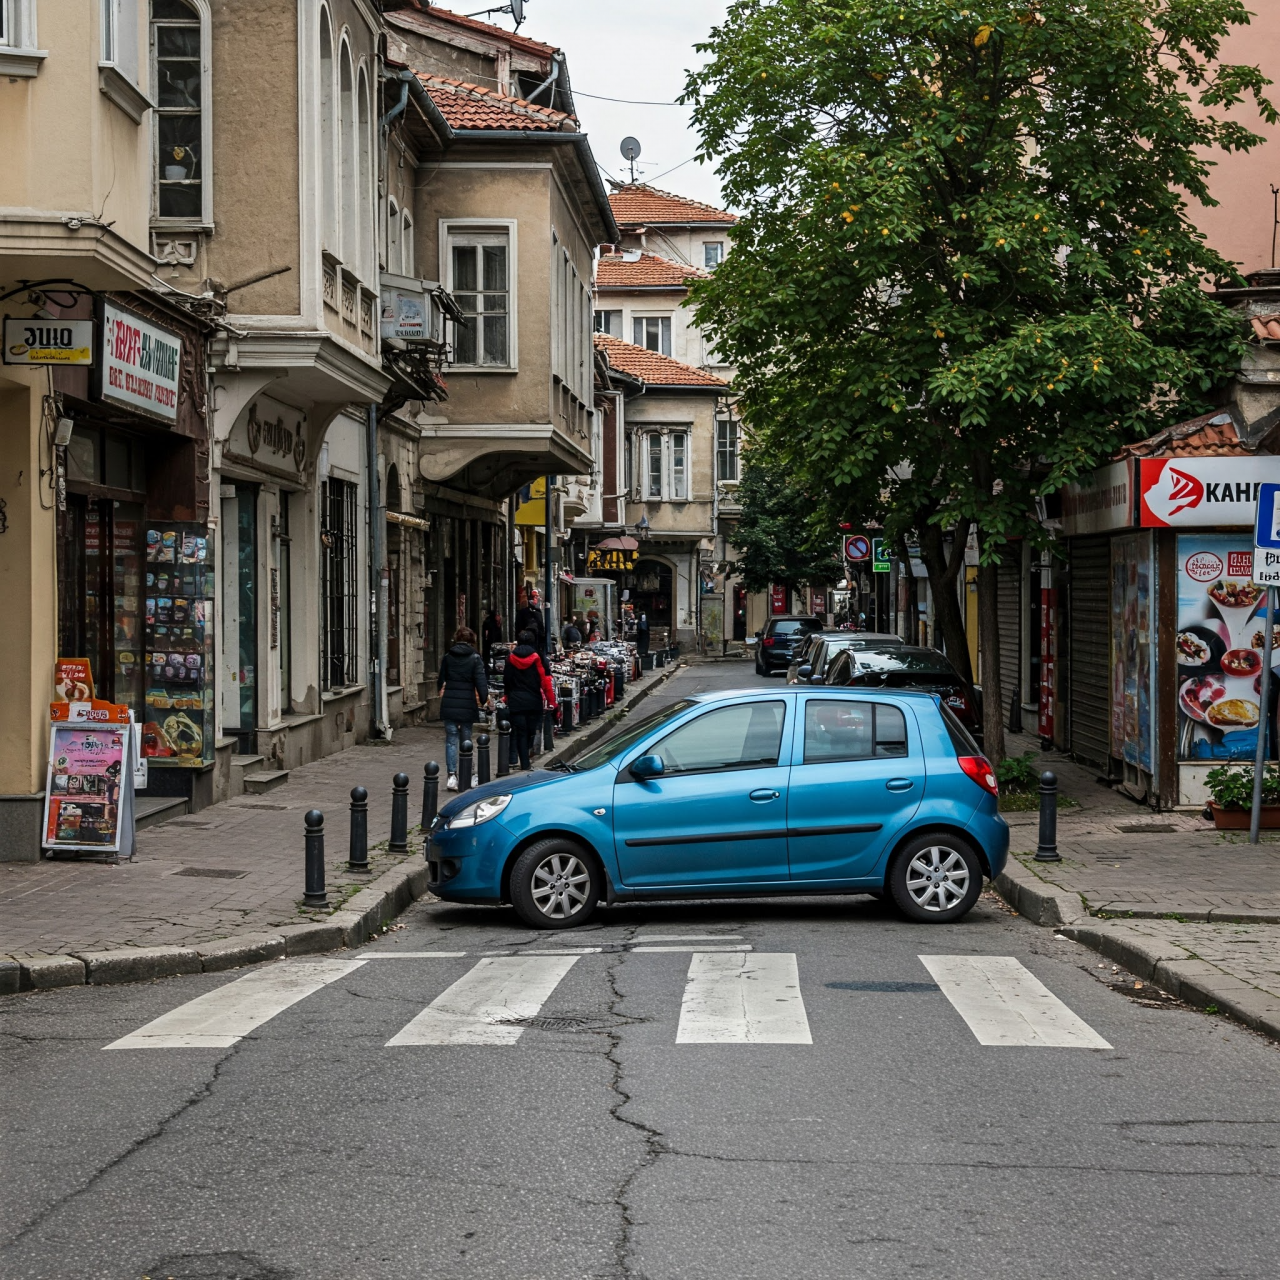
1115,411 -> 1253,459
609,184 -> 736,227
594,333 -> 726,387
595,252 -> 706,289
419,73 -> 575,132
386,5 -> 557,59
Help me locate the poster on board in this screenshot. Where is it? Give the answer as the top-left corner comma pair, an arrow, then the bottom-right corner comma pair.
42,702 -> 136,857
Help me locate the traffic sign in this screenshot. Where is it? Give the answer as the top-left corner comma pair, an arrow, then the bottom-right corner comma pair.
844,534 -> 871,562
1254,482 -> 1280,585
872,538 -> 890,573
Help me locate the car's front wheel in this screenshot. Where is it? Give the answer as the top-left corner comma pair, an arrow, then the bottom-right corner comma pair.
887,833 -> 983,923
510,838 -> 600,929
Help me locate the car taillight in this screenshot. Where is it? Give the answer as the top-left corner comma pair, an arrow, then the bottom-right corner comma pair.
958,755 -> 999,797
762,637 -> 775,647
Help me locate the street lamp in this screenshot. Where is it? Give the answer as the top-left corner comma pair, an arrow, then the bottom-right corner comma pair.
635,515 -> 650,541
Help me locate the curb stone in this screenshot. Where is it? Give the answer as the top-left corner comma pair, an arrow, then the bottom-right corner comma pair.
76,946 -> 202,985
0,956 -> 21,995
18,954 -> 87,990
993,858 -> 1087,927
197,934 -> 285,973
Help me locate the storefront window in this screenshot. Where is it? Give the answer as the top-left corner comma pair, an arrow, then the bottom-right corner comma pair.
1176,534 -> 1276,761
322,478 -> 359,688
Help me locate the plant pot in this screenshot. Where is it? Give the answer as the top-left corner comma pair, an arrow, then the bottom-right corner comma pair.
1208,802 -> 1280,830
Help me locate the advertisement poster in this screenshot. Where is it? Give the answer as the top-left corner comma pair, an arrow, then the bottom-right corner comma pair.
1111,534 -> 1153,773
1139,456 -> 1280,528
54,659 -> 94,702
97,300 -> 182,423
770,584 -> 787,614
1176,534 -> 1279,761
42,702 -> 135,855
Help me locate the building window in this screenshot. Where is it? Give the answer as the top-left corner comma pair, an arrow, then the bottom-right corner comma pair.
594,309 -> 622,337
319,10 -> 336,252
670,431 -> 688,500
151,0 -> 203,221
716,416 -> 739,481
448,226 -> 512,367
402,212 -> 414,276
646,433 -> 663,500
101,0 -> 117,62
387,198 -> 400,273
2,0 -> 44,69
704,241 -> 724,268
358,66 -> 373,280
338,43 -> 355,267
321,477 -> 359,689
633,315 -> 671,357
102,0 -> 141,83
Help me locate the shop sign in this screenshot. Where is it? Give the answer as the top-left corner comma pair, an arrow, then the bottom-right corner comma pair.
1138,456 -> 1280,528
872,538 -> 890,573
770,583 -> 787,614
1176,533 -> 1277,761
1061,460 -> 1133,535
379,275 -> 440,343
54,658 -> 95,701
1038,587 -> 1057,742
97,301 -> 182,422
225,395 -> 308,477
42,700 -> 137,856
812,589 -> 827,614
587,548 -> 635,571
4,317 -> 94,365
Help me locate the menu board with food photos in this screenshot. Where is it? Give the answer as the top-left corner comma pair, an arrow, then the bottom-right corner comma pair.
1177,534 -> 1280,761
142,524 -> 215,767
42,701 -> 136,857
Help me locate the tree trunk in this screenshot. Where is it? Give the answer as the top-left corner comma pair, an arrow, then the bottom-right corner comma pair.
917,518 -> 973,684
976,553 -> 1006,764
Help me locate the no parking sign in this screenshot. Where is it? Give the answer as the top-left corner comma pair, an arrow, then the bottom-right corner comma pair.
844,534 -> 871,562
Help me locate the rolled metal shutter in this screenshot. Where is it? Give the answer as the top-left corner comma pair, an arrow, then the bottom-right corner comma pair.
997,558 -> 1021,715
1067,535 -> 1111,770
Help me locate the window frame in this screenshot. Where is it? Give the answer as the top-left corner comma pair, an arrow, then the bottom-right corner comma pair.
669,430 -> 688,501
800,698 -> 911,765
150,0 -> 212,229
441,218 -> 518,371
321,476 -> 360,691
593,309 -> 622,337
639,428 -> 693,501
632,314 -> 672,357
386,197 -> 401,274
0,0 -> 46,78
703,241 -> 724,268
716,415 -> 739,482
642,699 -> 788,778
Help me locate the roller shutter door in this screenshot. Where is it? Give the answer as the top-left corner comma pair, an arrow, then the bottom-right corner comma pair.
1068,536 -> 1111,770
996,557 -> 1022,720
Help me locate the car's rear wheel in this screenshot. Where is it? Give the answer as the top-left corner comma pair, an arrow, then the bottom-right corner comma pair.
755,654 -> 767,676
887,833 -> 983,923
510,838 -> 600,929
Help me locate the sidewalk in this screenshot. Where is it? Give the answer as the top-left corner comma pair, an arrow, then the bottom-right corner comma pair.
0,660 -> 682,993
995,730 -> 1280,1041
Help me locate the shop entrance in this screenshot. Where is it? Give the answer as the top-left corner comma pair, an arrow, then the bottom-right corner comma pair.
630,558 -> 673,642
221,483 -> 259,752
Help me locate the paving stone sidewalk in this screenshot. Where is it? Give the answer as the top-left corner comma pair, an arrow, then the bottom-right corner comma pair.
997,730 -> 1280,1040
0,662 -> 680,976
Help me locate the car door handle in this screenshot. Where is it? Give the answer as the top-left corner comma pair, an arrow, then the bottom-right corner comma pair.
749,788 -> 780,802
885,778 -> 915,792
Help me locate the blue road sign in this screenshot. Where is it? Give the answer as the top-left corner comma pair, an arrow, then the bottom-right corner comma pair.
1255,482 -> 1280,548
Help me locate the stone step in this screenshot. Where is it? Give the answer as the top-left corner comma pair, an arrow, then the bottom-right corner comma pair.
229,754 -> 266,772
135,795 -> 190,830
242,770 -> 289,795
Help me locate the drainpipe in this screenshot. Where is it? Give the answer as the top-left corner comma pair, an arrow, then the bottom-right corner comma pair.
368,404 -> 391,740
527,52 -> 562,106
380,75 -> 410,133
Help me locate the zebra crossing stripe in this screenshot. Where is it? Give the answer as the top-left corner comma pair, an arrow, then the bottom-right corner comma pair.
919,955 -> 1112,1049
386,955 -> 580,1046
676,952 -> 812,1045
103,959 -> 368,1050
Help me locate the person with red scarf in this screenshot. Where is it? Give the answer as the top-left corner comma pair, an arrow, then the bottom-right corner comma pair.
501,629 -> 556,769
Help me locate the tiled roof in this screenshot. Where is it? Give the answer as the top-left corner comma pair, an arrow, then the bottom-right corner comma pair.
419,73 -> 575,132
1249,312 -> 1280,342
594,333 -> 727,387
595,251 -> 706,289
1115,410 -> 1253,459
387,5 -> 557,58
608,184 -> 736,227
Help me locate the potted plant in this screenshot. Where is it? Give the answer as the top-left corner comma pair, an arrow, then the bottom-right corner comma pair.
1204,763 -> 1280,829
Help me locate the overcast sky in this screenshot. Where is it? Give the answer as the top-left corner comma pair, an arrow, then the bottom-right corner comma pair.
443,1 -> 732,208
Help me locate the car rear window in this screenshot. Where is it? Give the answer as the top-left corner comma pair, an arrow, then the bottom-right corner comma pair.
770,619 -> 819,636
855,649 -> 959,677
802,700 -> 908,762
938,702 -> 982,757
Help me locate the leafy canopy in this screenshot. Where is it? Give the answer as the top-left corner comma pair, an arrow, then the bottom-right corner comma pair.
684,0 -> 1274,552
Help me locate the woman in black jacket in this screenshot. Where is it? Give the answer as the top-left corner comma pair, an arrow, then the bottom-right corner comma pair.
437,626 -> 489,790
501,629 -> 556,770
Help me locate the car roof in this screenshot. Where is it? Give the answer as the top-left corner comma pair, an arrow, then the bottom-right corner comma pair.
688,685 -> 940,705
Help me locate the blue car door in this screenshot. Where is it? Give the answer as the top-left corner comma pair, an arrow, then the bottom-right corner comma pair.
786,696 -> 924,884
611,699 -> 792,888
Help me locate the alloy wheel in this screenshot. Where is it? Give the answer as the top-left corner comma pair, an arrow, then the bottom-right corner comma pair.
904,845 -> 971,913
529,852 -> 592,920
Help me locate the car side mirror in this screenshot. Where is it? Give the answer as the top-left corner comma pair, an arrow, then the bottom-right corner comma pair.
754,629 -> 762,638
630,754 -> 665,781
797,664 -> 813,680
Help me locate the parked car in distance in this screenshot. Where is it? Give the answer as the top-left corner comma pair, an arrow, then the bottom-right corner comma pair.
755,615 -> 824,676
787,631 -> 905,684
824,645 -> 984,744
425,687 -> 1008,928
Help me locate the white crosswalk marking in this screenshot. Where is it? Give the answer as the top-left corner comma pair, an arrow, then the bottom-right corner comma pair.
386,955 -> 580,1046
919,954 -> 1112,1049
676,952 -> 812,1044
103,959 -> 368,1050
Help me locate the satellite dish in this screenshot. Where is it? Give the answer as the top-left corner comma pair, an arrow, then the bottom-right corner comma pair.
510,0 -> 524,24
620,137 -> 642,162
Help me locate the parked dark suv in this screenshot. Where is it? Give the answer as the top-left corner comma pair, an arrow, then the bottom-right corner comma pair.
754,615 -> 823,676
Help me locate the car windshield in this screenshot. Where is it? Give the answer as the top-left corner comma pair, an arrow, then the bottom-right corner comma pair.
854,649 -> 959,678
568,699 -> 696,771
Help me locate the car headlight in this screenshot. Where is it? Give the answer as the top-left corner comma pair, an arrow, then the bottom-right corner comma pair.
447,793 -> 513,828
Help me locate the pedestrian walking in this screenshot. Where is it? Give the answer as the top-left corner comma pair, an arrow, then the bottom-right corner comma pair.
502,629 -> 556,770
437,626 -> 490,790
561,614 -> 583,647
481,609 -> 503,661
515,590 -> 544,652
636,611 -> 650,656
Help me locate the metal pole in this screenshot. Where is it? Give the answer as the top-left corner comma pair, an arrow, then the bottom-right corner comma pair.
421,761 -> 439,831
459,739 -> 473,792
497,720 -> 511,776
303,810 -> 328,906
477,732 -> 491,785
1250,586 -> 1275,844
543,472 -> 554,662
389,772 -> 410,853
367,404 -> 390,739
348,786 -> 370,872
1034,770 -> 1060,862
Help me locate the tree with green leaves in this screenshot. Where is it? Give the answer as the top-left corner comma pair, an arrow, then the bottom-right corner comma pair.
686,0 -> 1273,758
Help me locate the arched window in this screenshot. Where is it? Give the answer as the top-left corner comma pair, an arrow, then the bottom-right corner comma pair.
358,65 -> 372,280
402,212 -> 414,277
151,0 -> 208,223
319,10 -> 336,251
387,198 -> 401,275
339,41 -> 355,266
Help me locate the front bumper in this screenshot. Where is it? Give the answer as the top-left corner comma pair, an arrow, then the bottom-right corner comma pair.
425,816 -> 515,902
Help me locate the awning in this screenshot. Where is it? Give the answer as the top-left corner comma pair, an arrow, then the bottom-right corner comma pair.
596,535 -> 639,551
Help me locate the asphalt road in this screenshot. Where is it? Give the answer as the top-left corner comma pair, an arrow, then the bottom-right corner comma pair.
2,662 -> 1279,1280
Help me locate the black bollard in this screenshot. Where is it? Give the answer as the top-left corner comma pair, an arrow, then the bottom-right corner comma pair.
348,786 -> 370,872
459,739 -> 473,792
389,772 -> 410,853
558,692 -> 573,735
497,720 -> 512,777
581,686 -> 593,723
477,733 -> 491,785
303,809 -> 328,906
1034,770 -> 1061,862
421,761 -> 439,833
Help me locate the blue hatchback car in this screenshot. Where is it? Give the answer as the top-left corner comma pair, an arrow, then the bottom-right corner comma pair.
426,688 -> 1009,929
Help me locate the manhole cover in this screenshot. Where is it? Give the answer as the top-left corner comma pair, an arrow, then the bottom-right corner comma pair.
1115,823 -> 1179,833
232,802 -> 291,811
172,867 -> 247,879
489,1013 -> 606,1032
826,981 -> 939,993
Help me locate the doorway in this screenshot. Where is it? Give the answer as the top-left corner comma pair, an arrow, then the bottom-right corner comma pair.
221,483 -> 259,752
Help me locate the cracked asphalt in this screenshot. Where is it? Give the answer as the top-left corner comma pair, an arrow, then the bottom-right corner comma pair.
2,666 -> 1279,1279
